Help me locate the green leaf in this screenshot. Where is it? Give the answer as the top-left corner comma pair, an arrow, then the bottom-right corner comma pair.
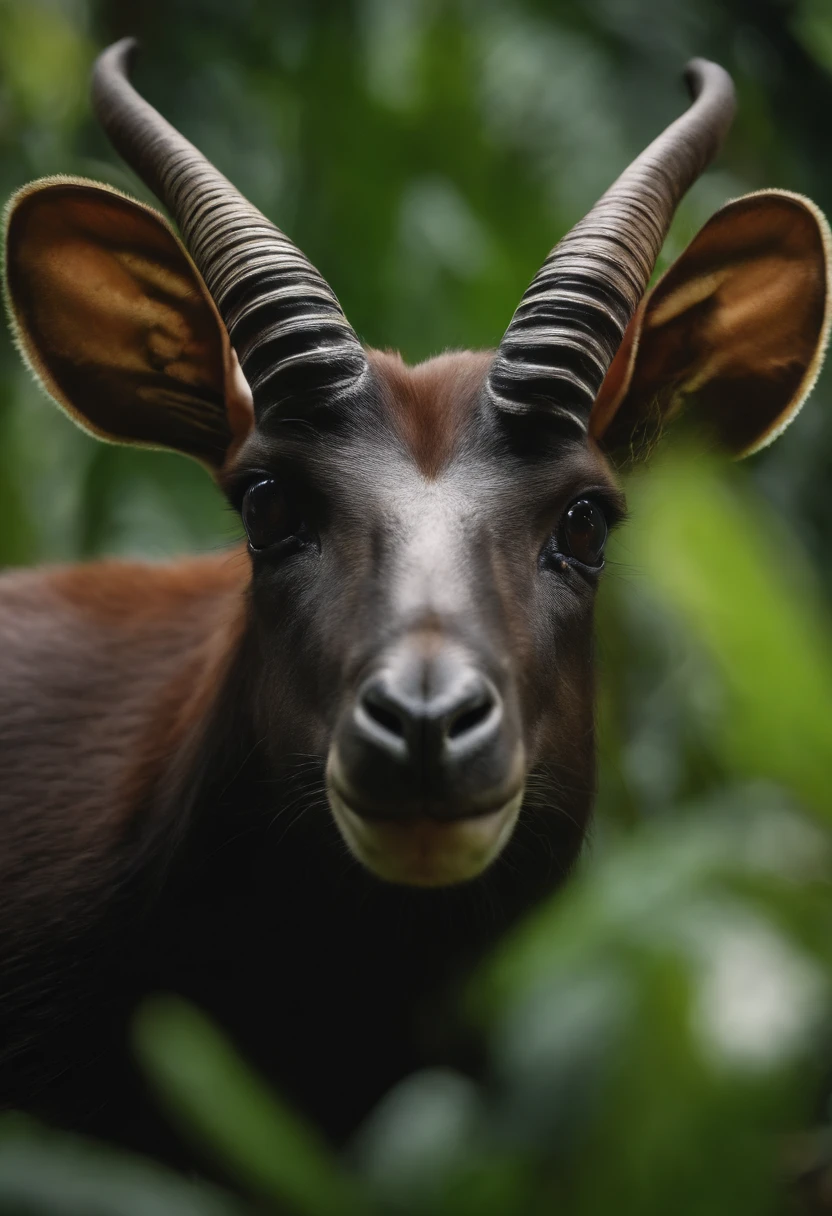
0,1114 -> 242,1216
626,447 -> 832,819
133,998 -> 368,1216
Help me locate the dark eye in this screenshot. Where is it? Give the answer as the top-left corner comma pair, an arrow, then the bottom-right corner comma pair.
241,479 -> 306,552
558,499 -> 608,568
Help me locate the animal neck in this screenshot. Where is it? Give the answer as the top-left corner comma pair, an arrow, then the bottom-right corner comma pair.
129,557 -> 581,955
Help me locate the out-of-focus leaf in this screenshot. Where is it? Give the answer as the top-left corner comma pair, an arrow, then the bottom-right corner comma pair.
0,462 -> 34,567
352,1069 -> 536,1216
133,997 -> 368,1216
0,0 -> 91,127
625,447 -> 832,819
0,1115 -> 243,1216
462,797 -> 832,1215
473,794 -> 831,1026
792,0 -> 832,75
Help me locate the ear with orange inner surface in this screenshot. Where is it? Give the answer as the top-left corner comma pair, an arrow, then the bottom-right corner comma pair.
4,177 -> 254,472
590,190 -> 831,460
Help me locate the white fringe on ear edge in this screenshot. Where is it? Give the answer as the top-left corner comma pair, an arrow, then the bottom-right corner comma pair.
2,175 -> 178,443
1,176 -> 224,473
739,188 -> 832,459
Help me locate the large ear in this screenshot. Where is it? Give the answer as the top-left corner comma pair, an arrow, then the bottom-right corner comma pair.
4,177 -> 254,471
590,190 -> 831,460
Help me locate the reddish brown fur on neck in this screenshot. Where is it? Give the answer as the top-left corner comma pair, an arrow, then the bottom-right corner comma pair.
367,349 -> 493,477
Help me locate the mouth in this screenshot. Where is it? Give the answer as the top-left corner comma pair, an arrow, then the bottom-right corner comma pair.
326,776 -> 523,888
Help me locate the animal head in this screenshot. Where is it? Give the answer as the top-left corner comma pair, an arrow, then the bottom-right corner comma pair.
4,41 -> 829,887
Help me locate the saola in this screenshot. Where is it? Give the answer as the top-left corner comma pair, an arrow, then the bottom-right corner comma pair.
0,40 -> 829,1164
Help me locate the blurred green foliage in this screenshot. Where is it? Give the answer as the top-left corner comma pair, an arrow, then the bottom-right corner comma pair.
2,0 -> 832,1212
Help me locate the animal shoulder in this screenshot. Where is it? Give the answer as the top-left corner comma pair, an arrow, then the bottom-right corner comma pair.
0,552 -> 249,854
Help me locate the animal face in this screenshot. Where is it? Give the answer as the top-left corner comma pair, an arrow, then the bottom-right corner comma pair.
224,349 -> 623,884
4,44 -> 829,888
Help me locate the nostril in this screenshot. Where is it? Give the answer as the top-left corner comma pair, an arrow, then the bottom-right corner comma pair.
363,698 -> 406,739
357,676 -> 411,747
447,700 -> 493,740
445,678 -> 501,743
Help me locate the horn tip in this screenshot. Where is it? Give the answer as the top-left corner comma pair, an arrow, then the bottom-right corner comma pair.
682,57 -> 735,105
91,37 -> 141,120
93,36 -> 140,84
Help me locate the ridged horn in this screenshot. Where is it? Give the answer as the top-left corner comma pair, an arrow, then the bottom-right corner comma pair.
91,38 -> 368,419
489,59 -> 736,433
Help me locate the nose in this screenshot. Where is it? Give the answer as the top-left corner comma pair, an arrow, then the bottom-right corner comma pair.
331,648 -> 520,822
358,665 -> 501,768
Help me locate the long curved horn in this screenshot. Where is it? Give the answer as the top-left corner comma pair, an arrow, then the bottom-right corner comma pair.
489,59 -> 736,432
91,39 -> 368,418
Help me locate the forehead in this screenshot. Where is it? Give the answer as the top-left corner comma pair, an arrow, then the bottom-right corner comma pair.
367,349 -> 618,500
367,348 -> 494,478
232,347 -> 620,509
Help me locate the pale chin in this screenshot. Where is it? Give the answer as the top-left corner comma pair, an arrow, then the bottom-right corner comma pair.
325,779 -> 523,888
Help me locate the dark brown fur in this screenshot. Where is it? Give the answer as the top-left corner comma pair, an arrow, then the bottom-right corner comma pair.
0,350 -> 616,1169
